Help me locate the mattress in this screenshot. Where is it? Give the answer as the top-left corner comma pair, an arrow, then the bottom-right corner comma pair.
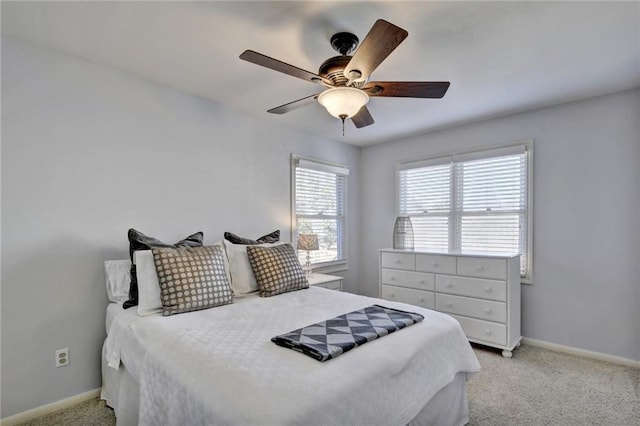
104,287 -> 480,425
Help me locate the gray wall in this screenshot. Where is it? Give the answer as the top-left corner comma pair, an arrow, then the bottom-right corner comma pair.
0,38 -> 361,417
359,89 -> 640,361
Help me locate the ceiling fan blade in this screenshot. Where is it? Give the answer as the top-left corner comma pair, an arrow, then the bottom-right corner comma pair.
267,93 -> 320,114
363,81 -> 450,98
351,106 -> 375,128
240,50 -> 331,86
344,20 -> 408,84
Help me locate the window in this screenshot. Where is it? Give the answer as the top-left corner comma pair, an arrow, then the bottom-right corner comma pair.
292,155 -> 348,270
398,142 -> 533,282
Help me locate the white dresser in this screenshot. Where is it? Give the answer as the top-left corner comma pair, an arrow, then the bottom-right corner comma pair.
379,249 -> 521,357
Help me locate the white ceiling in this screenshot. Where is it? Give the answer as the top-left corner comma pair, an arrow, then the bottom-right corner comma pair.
3,1 -> 639,146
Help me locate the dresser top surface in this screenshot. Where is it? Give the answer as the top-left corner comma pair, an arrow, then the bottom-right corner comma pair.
380,248 -> 520,259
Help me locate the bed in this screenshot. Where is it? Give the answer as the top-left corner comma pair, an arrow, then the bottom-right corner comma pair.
101,238 -> 480,425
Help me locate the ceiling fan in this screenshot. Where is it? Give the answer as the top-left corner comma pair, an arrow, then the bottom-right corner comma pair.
239,19 -> 450,132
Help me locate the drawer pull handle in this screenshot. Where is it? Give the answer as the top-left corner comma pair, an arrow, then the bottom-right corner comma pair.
485,287 -> 492,293
485,329 -> 492,336
485,308 -> 492,314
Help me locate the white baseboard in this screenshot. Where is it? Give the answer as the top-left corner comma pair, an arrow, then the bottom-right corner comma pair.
522,337 -> 640,368
0,388 -> 101,426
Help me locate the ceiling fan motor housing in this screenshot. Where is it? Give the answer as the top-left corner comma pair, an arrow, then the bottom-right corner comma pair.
319,56 -> 352,86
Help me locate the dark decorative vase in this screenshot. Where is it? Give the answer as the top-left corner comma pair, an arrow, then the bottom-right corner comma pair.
393,216 -> 414,250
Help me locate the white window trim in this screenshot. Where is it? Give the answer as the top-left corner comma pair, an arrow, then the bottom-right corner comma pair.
396,140 -> 534,284
291,154 -> 349,273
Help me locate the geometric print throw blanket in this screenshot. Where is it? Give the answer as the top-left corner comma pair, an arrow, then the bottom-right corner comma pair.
271,305 -> 424,362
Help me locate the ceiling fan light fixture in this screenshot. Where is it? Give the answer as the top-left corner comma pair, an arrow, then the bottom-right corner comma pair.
318,87 -> 369,119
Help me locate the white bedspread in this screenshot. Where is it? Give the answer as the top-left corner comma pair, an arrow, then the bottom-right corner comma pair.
106,287 -> 480,426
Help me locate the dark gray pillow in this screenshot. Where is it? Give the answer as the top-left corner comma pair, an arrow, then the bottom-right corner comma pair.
224,230 -> 280,245
123,228 -> 204,309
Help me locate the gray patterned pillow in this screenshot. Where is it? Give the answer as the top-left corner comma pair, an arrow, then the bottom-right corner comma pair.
152,245 -> 233,316
246,243 -> 309,297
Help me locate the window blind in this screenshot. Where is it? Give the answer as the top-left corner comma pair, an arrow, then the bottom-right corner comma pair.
398,143 -> 531,280
293,157 -> 348,266
399,162 -> 451,250
454,151 -> 528,275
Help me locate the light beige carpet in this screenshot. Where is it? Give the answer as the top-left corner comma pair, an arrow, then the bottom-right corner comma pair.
468,344 -> 639,425
15,344 -> 639,425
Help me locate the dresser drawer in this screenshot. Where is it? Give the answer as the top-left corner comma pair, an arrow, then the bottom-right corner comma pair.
381,285 -> 435,310
381,252 -> 416,270
450,314 -> 507,346
457,257 -> 507,280
435,275 -> 507,302
436,293 -> 506,323
415,254 -> 456,274
381,269 -> 434,291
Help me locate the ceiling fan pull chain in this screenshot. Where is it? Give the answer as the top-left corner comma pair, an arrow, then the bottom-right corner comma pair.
339,114 -> 347,136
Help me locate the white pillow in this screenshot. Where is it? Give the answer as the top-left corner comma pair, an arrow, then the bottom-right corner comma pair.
223,240 -> 284,295
104,259 -> 131,303
135,250 -> 162,316
136,241 -> 230,316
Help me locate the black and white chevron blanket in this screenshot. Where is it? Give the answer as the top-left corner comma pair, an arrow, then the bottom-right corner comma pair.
271,304 -> 424,362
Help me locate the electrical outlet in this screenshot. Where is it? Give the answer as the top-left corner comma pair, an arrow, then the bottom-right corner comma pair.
55,348 -> 69,367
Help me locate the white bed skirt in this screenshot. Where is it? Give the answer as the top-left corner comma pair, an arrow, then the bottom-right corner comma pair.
101,341 -> 470,426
